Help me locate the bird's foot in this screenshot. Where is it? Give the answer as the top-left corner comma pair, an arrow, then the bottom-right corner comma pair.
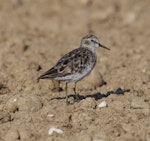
74,94 -> 80,102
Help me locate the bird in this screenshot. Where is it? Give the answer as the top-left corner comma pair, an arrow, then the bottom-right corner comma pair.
38,35 -> 110,104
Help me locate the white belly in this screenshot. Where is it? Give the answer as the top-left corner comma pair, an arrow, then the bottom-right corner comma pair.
54,65 -> 93,83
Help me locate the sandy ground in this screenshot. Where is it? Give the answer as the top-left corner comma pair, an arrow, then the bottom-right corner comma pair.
0,0 -> 150,141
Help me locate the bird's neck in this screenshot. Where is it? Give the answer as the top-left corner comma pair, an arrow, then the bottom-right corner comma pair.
85,46 -> 96,53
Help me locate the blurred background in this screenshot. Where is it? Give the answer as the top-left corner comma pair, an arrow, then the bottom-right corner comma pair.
0,0 -> 149,141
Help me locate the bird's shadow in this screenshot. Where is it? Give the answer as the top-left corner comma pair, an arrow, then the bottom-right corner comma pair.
50,87 -> 130,101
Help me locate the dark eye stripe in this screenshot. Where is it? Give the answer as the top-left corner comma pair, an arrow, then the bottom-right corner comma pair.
91,39 -> 98,44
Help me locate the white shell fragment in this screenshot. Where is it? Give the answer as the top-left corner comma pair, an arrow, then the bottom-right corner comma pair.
47,114 -> 54,118
98,101 -> 107,108
13,98 -> 17,102
48,127 -> 63,135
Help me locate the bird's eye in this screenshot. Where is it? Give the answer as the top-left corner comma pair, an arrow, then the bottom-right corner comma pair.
91,39 -> 95,43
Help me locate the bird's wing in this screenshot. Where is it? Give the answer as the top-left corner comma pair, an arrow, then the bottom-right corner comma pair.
38,48 -> 79,80
38,47 -> 95,80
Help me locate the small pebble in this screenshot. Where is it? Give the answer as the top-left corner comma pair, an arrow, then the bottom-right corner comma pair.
48,127 -> 63,135
98,101 -> 107,108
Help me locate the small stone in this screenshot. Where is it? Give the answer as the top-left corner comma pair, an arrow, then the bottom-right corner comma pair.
131,97 -> 149,109
80,97 -> 97,109
98,101 -> 107,108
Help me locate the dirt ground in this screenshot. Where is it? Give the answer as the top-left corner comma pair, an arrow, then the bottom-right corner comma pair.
0,0 -> 150,141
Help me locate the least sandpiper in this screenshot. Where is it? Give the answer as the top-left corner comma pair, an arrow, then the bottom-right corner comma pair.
38,35 -> 110,104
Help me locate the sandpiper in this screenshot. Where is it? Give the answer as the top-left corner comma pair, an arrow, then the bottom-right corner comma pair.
38,35 -> 110,104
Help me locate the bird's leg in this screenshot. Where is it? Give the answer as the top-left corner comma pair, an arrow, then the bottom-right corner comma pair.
73,83 -> 79,101
65,83 -> 69,104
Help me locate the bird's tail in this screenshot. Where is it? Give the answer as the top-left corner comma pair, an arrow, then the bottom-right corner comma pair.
37,67 -> 58,81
